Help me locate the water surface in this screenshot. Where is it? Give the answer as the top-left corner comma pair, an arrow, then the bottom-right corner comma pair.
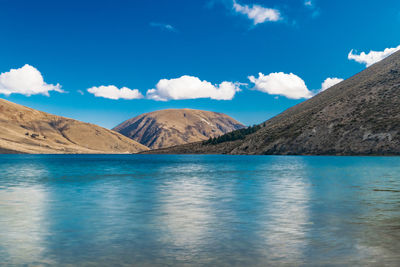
0,155 -> 399,266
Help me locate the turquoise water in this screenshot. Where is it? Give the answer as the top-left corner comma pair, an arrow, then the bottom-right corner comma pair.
0,155 -> 399,266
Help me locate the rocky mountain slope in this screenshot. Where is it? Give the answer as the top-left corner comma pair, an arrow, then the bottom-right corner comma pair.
113,109 -> 244,149
147,50 -> 400,155
0,99 -> 149,154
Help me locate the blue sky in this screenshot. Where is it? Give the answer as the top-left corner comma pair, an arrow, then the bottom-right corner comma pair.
1,0 -> 399,128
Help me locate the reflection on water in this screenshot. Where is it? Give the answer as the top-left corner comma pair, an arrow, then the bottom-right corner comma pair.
0,186 -> 51,265
0,155 -> 399,266
0,163 -> 52,265
259,157 -> 311,263
158,164 -> 215,251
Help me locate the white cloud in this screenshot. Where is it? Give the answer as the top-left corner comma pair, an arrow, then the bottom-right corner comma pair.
320,77 -> 343,92
304,0 -> 313,7
87,85 -> 143,100
232,0 -> 281,25
348,45 -> 400,67
248,72 -> 313,99
304,0 -> 320,17
150,22 -> 177,32
0,64 -> 62,96
146,75 -> 241,101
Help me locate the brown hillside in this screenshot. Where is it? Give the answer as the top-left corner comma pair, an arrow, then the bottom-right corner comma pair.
147,50 -> 400,155
0,99 -> 149,154
113,109 -> 244,149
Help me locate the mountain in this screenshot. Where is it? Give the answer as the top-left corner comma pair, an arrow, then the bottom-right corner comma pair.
0,99 -> 149,154
113,109 -> 245,149
146,50 -> 400,155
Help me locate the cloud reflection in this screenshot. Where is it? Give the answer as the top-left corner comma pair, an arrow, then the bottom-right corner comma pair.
157,163 -> 216,254
0,185 -> 51,265
258,157 -> 311,263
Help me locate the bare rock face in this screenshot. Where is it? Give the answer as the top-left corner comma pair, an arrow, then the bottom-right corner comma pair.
0,99 -> 149,154
113,109 -> 245,149
148,50 -> 400,155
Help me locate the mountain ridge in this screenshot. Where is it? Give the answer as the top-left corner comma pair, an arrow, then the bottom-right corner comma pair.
144,50 -> 400,155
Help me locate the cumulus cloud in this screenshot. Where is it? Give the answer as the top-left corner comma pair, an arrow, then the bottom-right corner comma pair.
0,64 -> 62,96
248,72 -> 312,99
146,75 -> 241,101
87,85 -> 143,100
348,45 -> 400,67
320,77 -> 343,92
150,22 -> 177,32
232,0 -> 281,25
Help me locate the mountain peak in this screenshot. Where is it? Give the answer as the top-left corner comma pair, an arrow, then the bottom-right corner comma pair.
113,109 -> 244,149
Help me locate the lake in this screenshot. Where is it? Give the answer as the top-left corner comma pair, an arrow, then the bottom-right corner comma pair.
0,155 -> 399,266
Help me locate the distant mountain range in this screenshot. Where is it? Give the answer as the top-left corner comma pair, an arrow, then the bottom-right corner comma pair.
0,99 -> 148,154
146,50 -> 400,155
113,109 -> 244,149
